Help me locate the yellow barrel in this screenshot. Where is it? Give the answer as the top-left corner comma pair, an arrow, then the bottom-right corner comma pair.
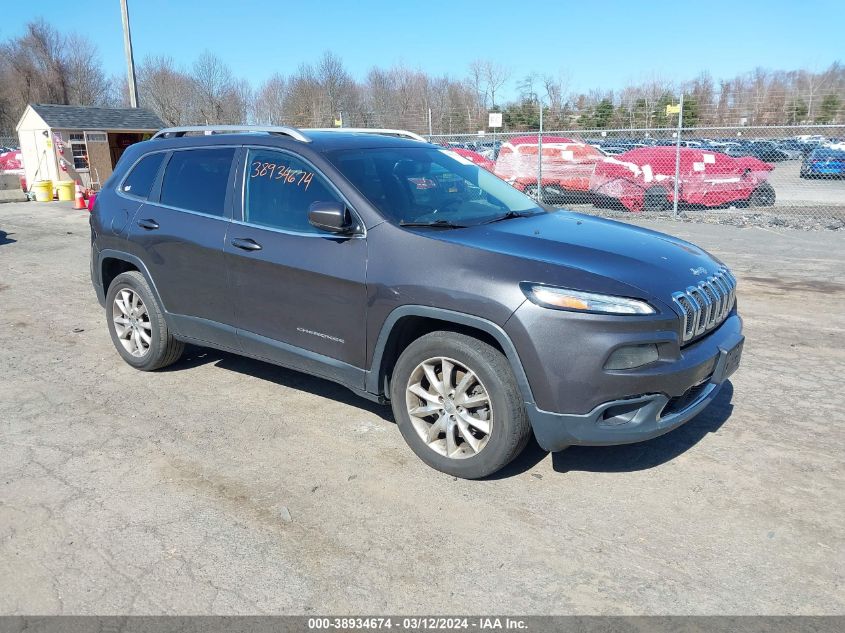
32,180 -> 53,202
56,180 -> 75,201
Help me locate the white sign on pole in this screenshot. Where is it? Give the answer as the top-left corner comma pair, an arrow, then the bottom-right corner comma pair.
488,112 -> 503,128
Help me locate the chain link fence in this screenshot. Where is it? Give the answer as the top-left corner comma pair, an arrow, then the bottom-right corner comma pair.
423,118 -> 844,230
2,111 -> 844,229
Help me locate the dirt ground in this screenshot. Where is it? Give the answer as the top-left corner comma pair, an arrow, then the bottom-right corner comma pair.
0,201 -> 843,615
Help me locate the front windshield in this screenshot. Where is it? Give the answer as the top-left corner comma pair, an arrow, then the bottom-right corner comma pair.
328,147 -> 543,226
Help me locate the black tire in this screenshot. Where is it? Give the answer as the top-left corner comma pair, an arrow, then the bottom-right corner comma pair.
390,331 -> 531,479
523,184 -> 540,202
749,182 -> 776,207
105,271 -> 184,371
642,185 -> 669,212
541,187 -> 561,205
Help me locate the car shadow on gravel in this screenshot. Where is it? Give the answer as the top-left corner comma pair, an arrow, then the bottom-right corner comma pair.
167,344 -> 394,422
551,382 -> 734,473
167,346 -> 734,478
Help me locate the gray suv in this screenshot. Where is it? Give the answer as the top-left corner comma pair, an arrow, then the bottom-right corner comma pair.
90,125 -> 743,478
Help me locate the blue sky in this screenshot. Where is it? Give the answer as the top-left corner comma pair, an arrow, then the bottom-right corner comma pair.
2,0 -> 842,99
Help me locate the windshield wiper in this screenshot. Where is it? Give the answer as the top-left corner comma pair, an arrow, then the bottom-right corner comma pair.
481,210 -> 538,224
399,219 -> 467,229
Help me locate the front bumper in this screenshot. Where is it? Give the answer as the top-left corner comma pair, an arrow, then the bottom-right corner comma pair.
517,312 -> 743,452
527,332 -> 745,452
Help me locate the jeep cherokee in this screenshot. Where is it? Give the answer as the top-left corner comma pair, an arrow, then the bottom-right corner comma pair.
90,125 -> 743,479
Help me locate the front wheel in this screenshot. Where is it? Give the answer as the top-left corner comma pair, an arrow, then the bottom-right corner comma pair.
390,331 -> 531,479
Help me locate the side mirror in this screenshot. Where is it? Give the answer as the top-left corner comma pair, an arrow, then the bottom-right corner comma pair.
308,201 -> 353,234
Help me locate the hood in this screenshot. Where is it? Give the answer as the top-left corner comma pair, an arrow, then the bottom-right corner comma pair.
430,211 -> 724,302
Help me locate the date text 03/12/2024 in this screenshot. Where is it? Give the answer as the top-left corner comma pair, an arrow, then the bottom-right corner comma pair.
307,617 -> 529,630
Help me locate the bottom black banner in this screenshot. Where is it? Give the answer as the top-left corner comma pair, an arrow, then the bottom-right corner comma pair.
0,617 -> 842,633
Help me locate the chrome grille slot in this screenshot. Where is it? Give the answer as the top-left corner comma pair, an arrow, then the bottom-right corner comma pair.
711,274 -> 730,320
688,286 -> 710,335
701,281 -> 719,328
671,266 -> 737,344
672,292 -> 695,339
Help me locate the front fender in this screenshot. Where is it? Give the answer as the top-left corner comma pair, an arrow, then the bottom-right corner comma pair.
366,305 -> 535,406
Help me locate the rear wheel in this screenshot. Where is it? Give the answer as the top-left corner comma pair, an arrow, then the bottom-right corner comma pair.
749,182 -> 776,207
390,331 -> 531,479
106,271 -> 184,371
642,185 -> 669,212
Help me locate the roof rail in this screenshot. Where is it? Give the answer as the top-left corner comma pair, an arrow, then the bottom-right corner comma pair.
305,128 -> 428,142
151,125 -> 311,143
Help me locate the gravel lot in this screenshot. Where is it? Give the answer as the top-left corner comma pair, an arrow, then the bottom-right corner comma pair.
1,201 -> 843,615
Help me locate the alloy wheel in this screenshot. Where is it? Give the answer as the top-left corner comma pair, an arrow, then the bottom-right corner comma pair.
112,288 -> 152,357
405,356 -> 493,459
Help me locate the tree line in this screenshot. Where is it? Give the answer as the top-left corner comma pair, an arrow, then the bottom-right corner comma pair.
1,19 -> 842,138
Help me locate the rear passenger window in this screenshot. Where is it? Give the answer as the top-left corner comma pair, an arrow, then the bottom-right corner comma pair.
244,150 -> 342,233
160,148 -> 235,216
120,153 -> 164,199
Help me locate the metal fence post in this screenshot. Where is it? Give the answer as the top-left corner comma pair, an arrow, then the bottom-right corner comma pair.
428,108 -> 433,140
672,93 -> 684,218
537,102 -> 543,202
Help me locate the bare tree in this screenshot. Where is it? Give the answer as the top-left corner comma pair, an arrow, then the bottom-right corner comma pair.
21,19 -> 70,104
137,56 -> 194,125
316,51 -> 357,124
284,63 -> 323,127
65,36 -> 113,106
253,73 -> 287,125
0,19 -> 116,134
192,51 -> 240,124
516,73 -> 540,103
468,59 -> 488,110
481,59 -> 511,109
543,71 -> 570,112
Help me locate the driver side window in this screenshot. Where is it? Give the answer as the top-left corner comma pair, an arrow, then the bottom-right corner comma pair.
244,150 -> 342,234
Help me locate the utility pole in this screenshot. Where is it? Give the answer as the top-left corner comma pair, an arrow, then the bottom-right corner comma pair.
537,102 -> 543,203
672,93 -> 684,217
120,0 -> 139,108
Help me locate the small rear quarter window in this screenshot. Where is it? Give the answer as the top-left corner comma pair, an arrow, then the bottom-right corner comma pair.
120,153 -> 165,199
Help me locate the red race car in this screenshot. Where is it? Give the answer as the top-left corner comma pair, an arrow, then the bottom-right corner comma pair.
494,136 -> 605,199
590,147 -> 775,212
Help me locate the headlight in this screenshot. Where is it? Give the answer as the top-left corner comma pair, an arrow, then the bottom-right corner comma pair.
521,283 -> 655,315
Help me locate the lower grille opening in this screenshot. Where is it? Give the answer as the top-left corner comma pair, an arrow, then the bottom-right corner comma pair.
661,380 -> 710,417
600,400 -> 646,427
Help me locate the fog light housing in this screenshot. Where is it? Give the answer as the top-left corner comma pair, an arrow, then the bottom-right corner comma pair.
604,344 -> 659,370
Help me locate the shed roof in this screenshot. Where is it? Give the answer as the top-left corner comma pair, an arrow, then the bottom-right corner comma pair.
27,104 -> 164,131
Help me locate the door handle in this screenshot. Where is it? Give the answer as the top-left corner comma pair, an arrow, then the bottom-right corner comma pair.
137,218 -> 159,230
231,237 -> 262,251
